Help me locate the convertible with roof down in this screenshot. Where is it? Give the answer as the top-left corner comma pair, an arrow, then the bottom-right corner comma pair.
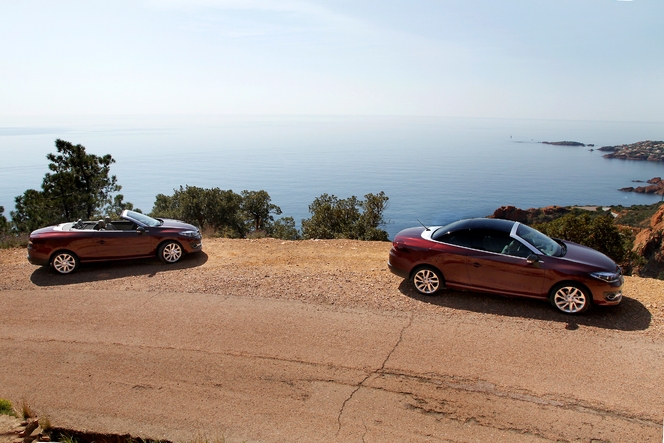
27,210 -> 202,274
388,218 -> 623,314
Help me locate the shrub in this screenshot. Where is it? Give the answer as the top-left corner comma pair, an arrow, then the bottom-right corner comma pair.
151,186 -> 287,239
271,217 -> 301,240
301,192 -> 389,241
0,233 -> 29,249
533,213 -> 635,269
0,398 -> 16,416
10,140 -> 132,233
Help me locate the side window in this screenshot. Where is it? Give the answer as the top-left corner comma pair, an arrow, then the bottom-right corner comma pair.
501,239 -> 532,258
471,229 -> 519,255
434,228 -> 472,248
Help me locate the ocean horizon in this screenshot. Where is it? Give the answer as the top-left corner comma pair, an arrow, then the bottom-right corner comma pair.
2,115 -> 663,239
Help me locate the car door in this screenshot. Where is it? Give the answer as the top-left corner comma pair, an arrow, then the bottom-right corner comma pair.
429,228 -> 472,286
465,229 -> 545,296
93,227 -> 155,259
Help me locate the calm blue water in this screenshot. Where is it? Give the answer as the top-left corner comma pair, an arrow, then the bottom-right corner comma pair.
1,115 -> 663,238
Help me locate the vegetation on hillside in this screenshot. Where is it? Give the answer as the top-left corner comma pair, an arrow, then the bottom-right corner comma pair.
532,213 -> 637,271
151,185 -> 295,239
4,140 -> 389,243
611,202 -> 664,228
301,192 -> 389,241
10,140 -> 134,233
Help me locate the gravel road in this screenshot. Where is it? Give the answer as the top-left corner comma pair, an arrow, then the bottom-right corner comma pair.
0,239 -> 663,442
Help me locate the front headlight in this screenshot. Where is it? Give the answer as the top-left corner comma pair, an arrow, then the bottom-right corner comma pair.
179,230 -> 201,238
590,271 -> 621,284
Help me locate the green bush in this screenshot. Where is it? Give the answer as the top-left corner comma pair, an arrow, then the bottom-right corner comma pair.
271,216 -> 301,240
0,398 -> 16,416
151,186 -> 295,239
10,140 -> 134,233
301,192 -> 389,241
533,213 -> 635,270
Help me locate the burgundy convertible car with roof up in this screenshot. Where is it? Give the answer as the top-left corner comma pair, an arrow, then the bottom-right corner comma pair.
28,210 -> 202,274
388,218 -> 623,314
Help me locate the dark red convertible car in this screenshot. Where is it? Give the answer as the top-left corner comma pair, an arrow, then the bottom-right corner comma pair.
28,210 -> 202,274
388,218 -> 623,314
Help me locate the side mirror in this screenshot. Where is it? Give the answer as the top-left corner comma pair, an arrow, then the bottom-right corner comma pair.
526,254 -> 539,265
136,226 -> 146,234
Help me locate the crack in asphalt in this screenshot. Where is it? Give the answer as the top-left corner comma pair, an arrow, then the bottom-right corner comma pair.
374,371 -> 662,427
3,332 -> 659,432
335,313 -> 414,434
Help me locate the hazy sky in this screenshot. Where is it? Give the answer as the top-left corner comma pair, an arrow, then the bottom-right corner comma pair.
2,0 -> 662,121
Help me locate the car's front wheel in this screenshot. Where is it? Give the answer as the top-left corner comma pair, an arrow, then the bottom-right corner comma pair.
51,251 -> 79,274
411,267 -> 443,295
550,283 -> 591,314
158,241 -> 183,264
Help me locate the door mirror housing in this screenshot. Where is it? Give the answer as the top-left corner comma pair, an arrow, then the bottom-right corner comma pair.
526,254 -> 540,265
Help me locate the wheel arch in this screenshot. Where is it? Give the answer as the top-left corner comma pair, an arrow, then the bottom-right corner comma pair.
548,279 -> 593,302
409,263 -> 445,281
157,238 -> 183,252
49,248 -> 79,264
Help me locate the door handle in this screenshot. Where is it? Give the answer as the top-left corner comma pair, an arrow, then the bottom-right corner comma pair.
99,240 -> 105,245
473,262 -> 481,267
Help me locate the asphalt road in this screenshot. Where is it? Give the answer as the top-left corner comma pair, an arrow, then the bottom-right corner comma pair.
0,289 -> 662,442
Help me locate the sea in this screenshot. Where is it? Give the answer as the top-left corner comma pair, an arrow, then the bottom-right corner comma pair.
1,115 -> 663,239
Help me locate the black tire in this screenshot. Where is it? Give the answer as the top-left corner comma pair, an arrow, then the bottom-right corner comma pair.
411,267 -> 444,295
51,251 -> 79,275
549,282 -> 591,314
158,241 -> 183,264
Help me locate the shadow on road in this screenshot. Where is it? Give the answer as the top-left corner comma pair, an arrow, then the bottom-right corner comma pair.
29,252 -> 208,286
398,281 -> 651,332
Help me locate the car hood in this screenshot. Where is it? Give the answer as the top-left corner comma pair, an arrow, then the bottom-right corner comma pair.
158,219 -> 199,231
561,241 -> 619,272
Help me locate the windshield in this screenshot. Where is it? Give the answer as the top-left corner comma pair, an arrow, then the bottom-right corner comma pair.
124,210 -> 162,227
516,224 -> 563,257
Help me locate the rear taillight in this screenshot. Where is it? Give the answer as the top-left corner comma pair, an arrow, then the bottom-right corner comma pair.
393,240 -> 408,252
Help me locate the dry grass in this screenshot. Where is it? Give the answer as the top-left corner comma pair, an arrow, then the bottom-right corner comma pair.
20,398 -> 35,419
39,415 -> 52,431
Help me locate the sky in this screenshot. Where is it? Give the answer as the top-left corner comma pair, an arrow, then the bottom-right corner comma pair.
1,0 -> 663,121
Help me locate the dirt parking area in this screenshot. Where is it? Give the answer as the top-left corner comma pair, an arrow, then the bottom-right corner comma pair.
1,238 -> 662,336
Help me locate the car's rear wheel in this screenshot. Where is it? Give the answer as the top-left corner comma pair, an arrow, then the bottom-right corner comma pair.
412,267 -> 443,295
51,251 -> 79,274
158,241 -> 183,264
550,283 -> 590,314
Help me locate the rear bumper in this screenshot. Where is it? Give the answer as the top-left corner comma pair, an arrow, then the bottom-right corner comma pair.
27,254 -> 49,266
387,261 -> 410,279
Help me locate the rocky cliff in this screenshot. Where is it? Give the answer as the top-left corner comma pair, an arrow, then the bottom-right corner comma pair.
490,205 -> 572,224
633,205 -> 664,278
619,177 -> 664,195
600,140 -> 664,162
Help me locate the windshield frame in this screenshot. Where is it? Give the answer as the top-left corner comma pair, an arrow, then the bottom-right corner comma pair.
514,223 -> 563,257
122,210 -> 163,228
